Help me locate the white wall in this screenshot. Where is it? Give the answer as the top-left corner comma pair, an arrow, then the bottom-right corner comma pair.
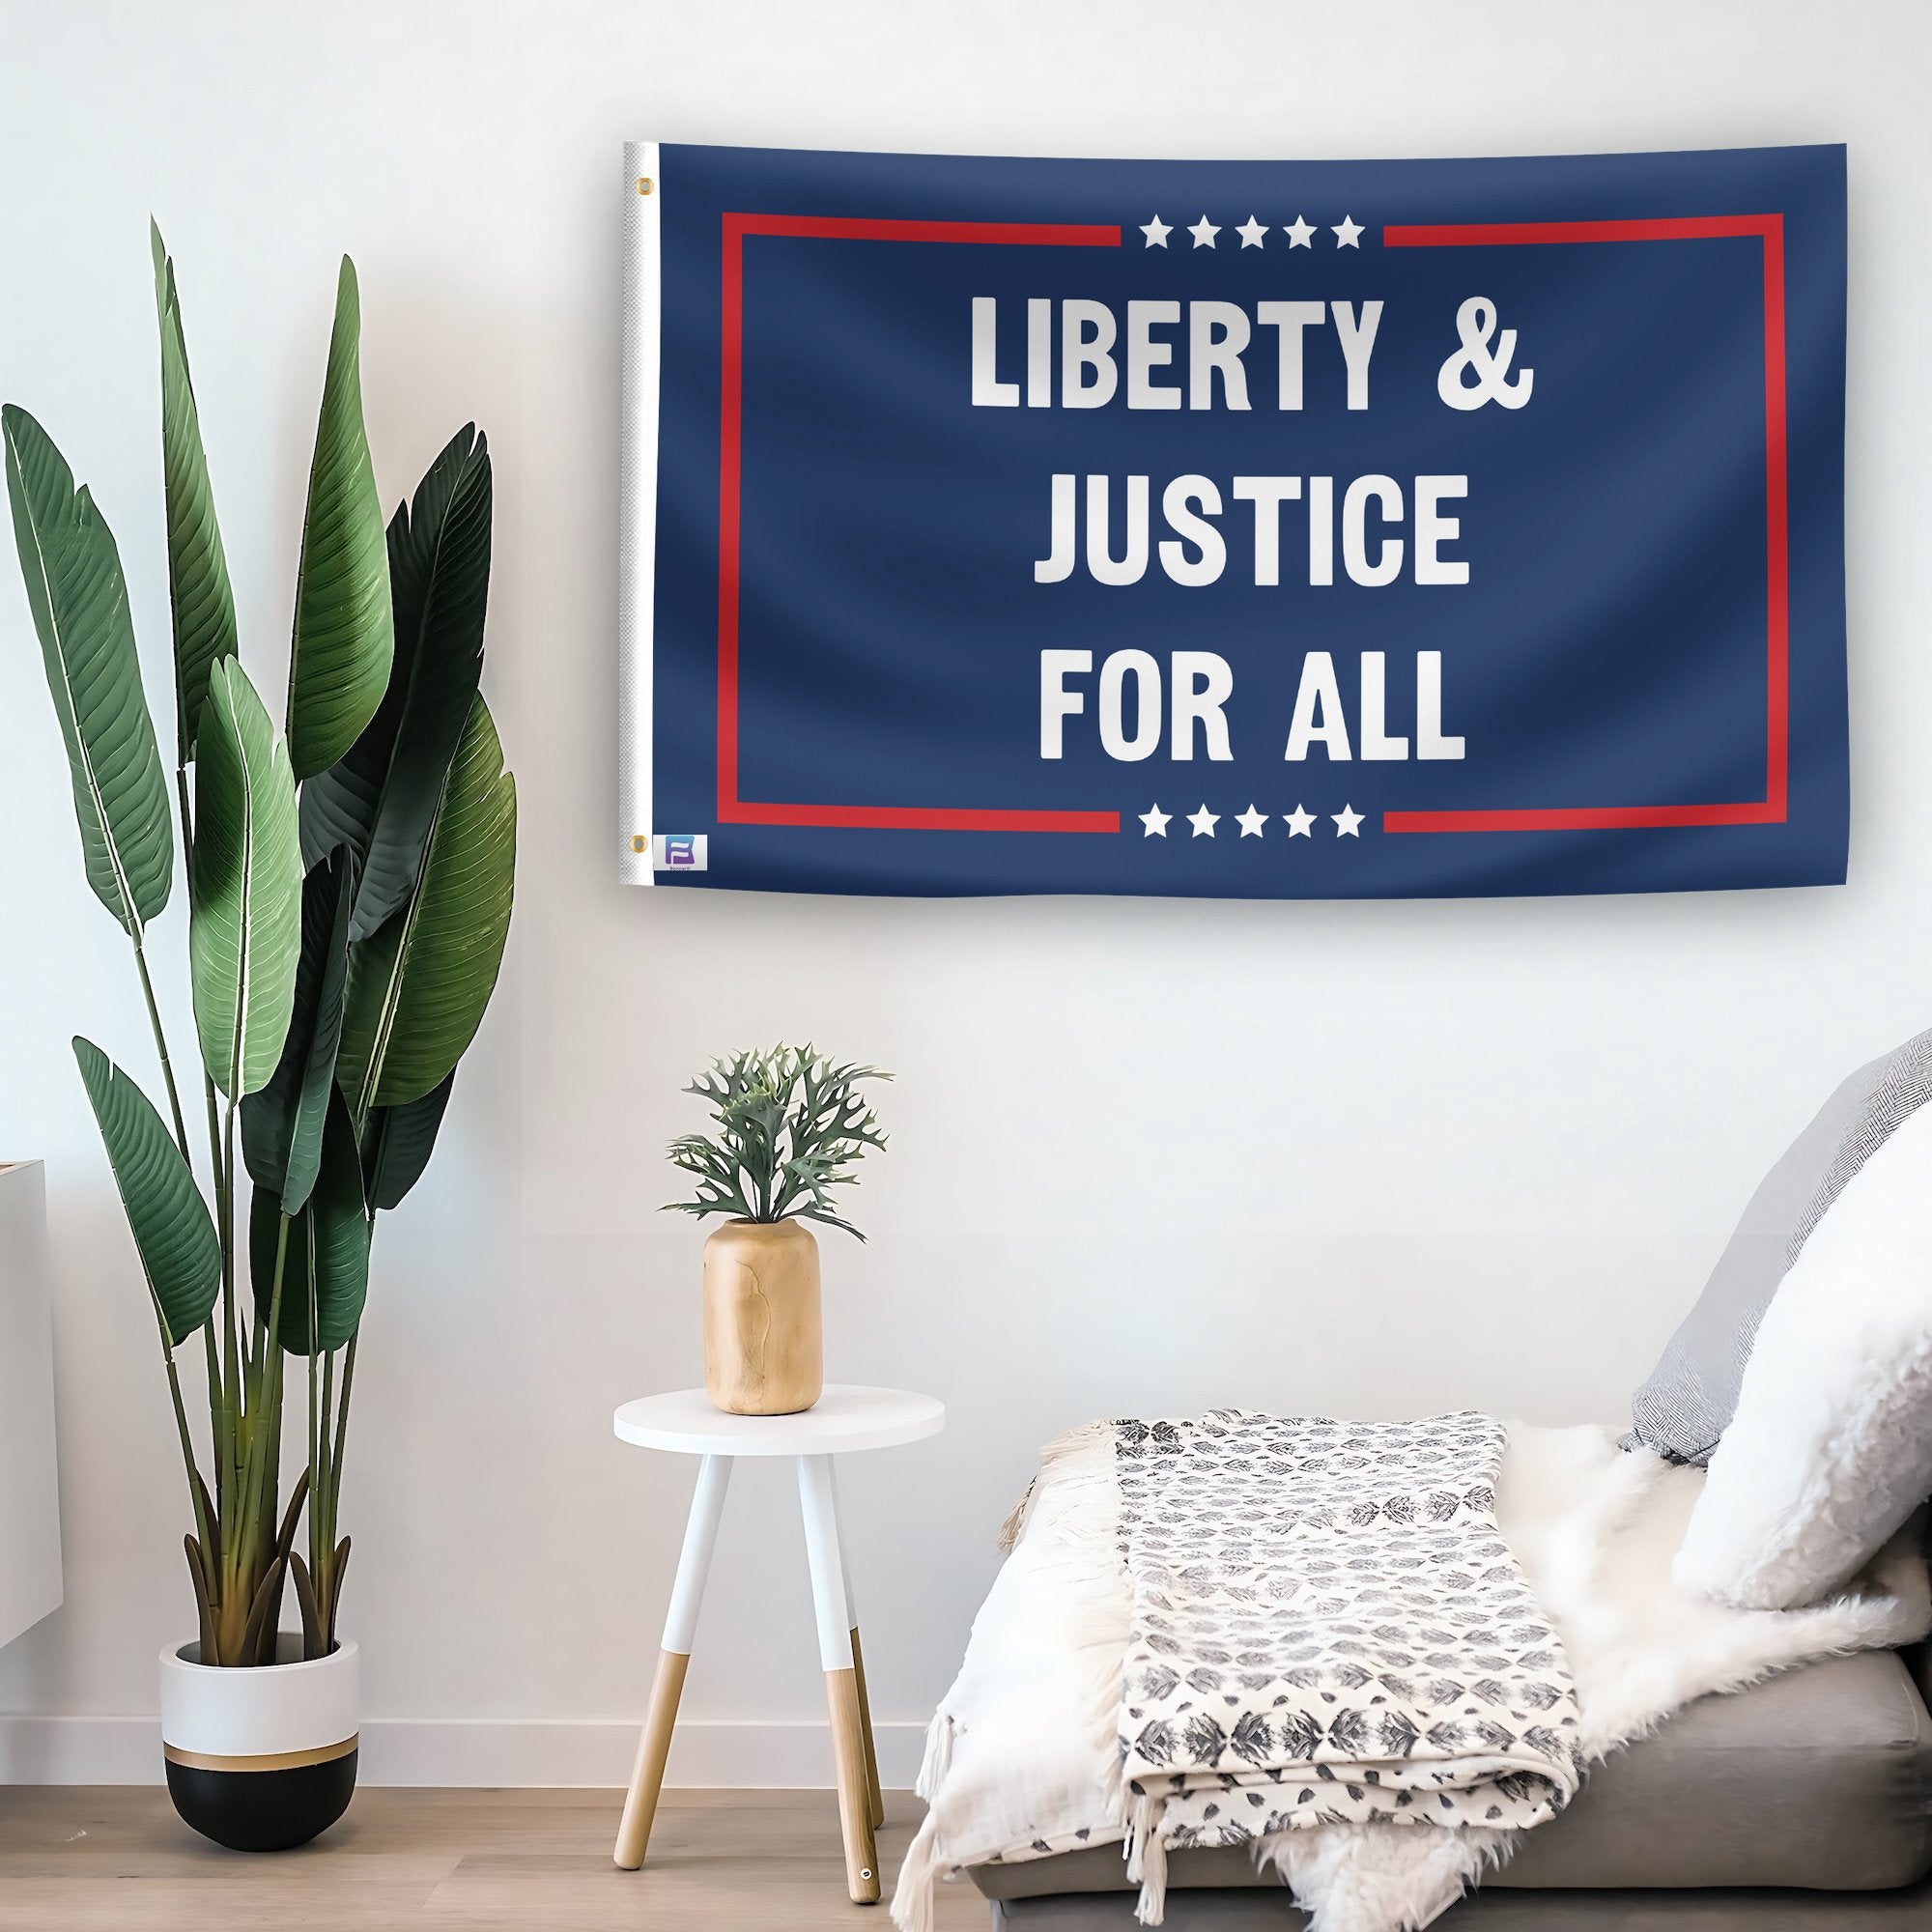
2,0 -> 1929,1786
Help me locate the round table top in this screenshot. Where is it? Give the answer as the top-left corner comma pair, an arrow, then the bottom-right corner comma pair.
612,1384 -> 945,1457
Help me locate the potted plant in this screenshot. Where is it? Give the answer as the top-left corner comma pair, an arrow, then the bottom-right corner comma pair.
3,227 -> 515,1850
666,1046 -> 889,1415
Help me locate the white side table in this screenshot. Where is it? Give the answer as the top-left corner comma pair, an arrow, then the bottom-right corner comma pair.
611,1383 -> 945,1903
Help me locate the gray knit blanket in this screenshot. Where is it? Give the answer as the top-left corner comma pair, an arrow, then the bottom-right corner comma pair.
1114,1411 -> 1584,1911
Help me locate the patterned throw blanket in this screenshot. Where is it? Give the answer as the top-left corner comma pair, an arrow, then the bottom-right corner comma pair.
1114,1411 -> 1583,1918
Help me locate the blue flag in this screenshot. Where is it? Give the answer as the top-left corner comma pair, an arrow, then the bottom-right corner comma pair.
620,141 -> 1846,899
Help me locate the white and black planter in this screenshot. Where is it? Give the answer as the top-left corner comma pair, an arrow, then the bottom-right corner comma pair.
159,1635 -> 358,1852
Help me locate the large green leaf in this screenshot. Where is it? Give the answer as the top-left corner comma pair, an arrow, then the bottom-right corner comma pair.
242,848 -> 354,1212
4,405 -> 174,936
360,1069 -> 455,1212
338,695 -> 515,1114
189,658 -> 302,1098
287,258 -> 392,781
300,425 -> 491,940
73,1037 -> 219,1348
151,224 -> 238,763
250,1088 -> 369,1355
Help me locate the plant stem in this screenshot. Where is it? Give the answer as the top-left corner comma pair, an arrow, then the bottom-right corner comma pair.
130,938 -> 190,1165
307,1335 -> 321,1544
202,1321 -> 225,1526
220,1096 -> 239,1402
200,1074 -> 226,1514
128,765 -> 223,1638
315,1347 -> 336,1555
218,1097 -> 242,1603
241,1215 -> 291,1586
162,1350 -> 213,1563
216,1212 -> 287,1663
329,1334 -> 355,1527
311,1337 -> 357,1654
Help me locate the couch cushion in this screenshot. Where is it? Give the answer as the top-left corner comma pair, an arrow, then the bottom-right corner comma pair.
1668,1101 -> 1932,1609
970,1651 -> 1932,1899
1624,1026 -> 1932,1466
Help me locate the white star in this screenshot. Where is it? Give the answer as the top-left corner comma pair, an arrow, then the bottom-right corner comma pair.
1283,805 -> 1316,838
1332,804 -> 1365,837
1139,803 -> 1172,837
1236,215 -> 1267,249
1332,214 -> 1364,249
1188,215 -> 1220,249
1140,213 -> 1172,248
1187,804 -> 1220,838
1236,804 -> 1268,838
1282,215 -> 1316,248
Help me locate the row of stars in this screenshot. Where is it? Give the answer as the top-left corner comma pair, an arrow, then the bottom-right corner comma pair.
1140,803 -> 1367,838
1140,213 -> 1365,250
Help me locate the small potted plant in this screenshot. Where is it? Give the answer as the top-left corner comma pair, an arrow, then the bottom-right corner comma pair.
5,228 -> 514,1851
666,1046 -> 889,1415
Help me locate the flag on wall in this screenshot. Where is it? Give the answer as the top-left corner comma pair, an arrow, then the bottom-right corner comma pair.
619,141 -> 1846,899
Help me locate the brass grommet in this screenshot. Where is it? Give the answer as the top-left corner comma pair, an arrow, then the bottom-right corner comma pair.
637,176 -> 653,196
631,835 -> 647,853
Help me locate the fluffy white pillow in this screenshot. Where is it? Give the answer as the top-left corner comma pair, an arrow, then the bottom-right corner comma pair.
1673,1097 -> 1932,1610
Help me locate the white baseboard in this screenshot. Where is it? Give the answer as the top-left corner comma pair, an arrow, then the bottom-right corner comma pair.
0,1715 -> 928,1788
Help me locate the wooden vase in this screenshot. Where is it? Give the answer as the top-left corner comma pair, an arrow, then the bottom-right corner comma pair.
702,1218 -> 823,1415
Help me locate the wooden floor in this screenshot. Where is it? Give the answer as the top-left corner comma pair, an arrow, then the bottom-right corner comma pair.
0,1786 -> 987,1930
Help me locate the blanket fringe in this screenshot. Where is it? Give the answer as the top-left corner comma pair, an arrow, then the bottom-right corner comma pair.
890,1811 -> 943,1932
1124,1790 -> 1169,1926
914,1711 -> 953,1804
999,1419 -> 1114,1552
995,1488 -> 1032,1554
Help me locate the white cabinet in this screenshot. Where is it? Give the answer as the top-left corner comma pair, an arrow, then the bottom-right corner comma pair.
0,1162 -> 61,1648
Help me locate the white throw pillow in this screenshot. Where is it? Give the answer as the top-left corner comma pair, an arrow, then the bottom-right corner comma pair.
1673,1097 -> 1932,1610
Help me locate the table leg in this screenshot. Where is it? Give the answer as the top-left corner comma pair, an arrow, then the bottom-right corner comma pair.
798,1454 -> 881,1904
828,1461 -> 885,1830
613,1454 -> 732,1870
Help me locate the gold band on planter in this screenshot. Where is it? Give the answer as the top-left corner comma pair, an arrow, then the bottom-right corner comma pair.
163,1735 -> 358,1774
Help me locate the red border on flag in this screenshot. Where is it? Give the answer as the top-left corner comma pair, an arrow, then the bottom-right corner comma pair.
711,211 -> 1788,841
716,213 -> 1122,833
1379,213 -> 1789,835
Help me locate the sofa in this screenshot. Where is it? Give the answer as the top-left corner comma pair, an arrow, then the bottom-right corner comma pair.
966,1645 -> 1932,1926
926,1028 -> 1932,1928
